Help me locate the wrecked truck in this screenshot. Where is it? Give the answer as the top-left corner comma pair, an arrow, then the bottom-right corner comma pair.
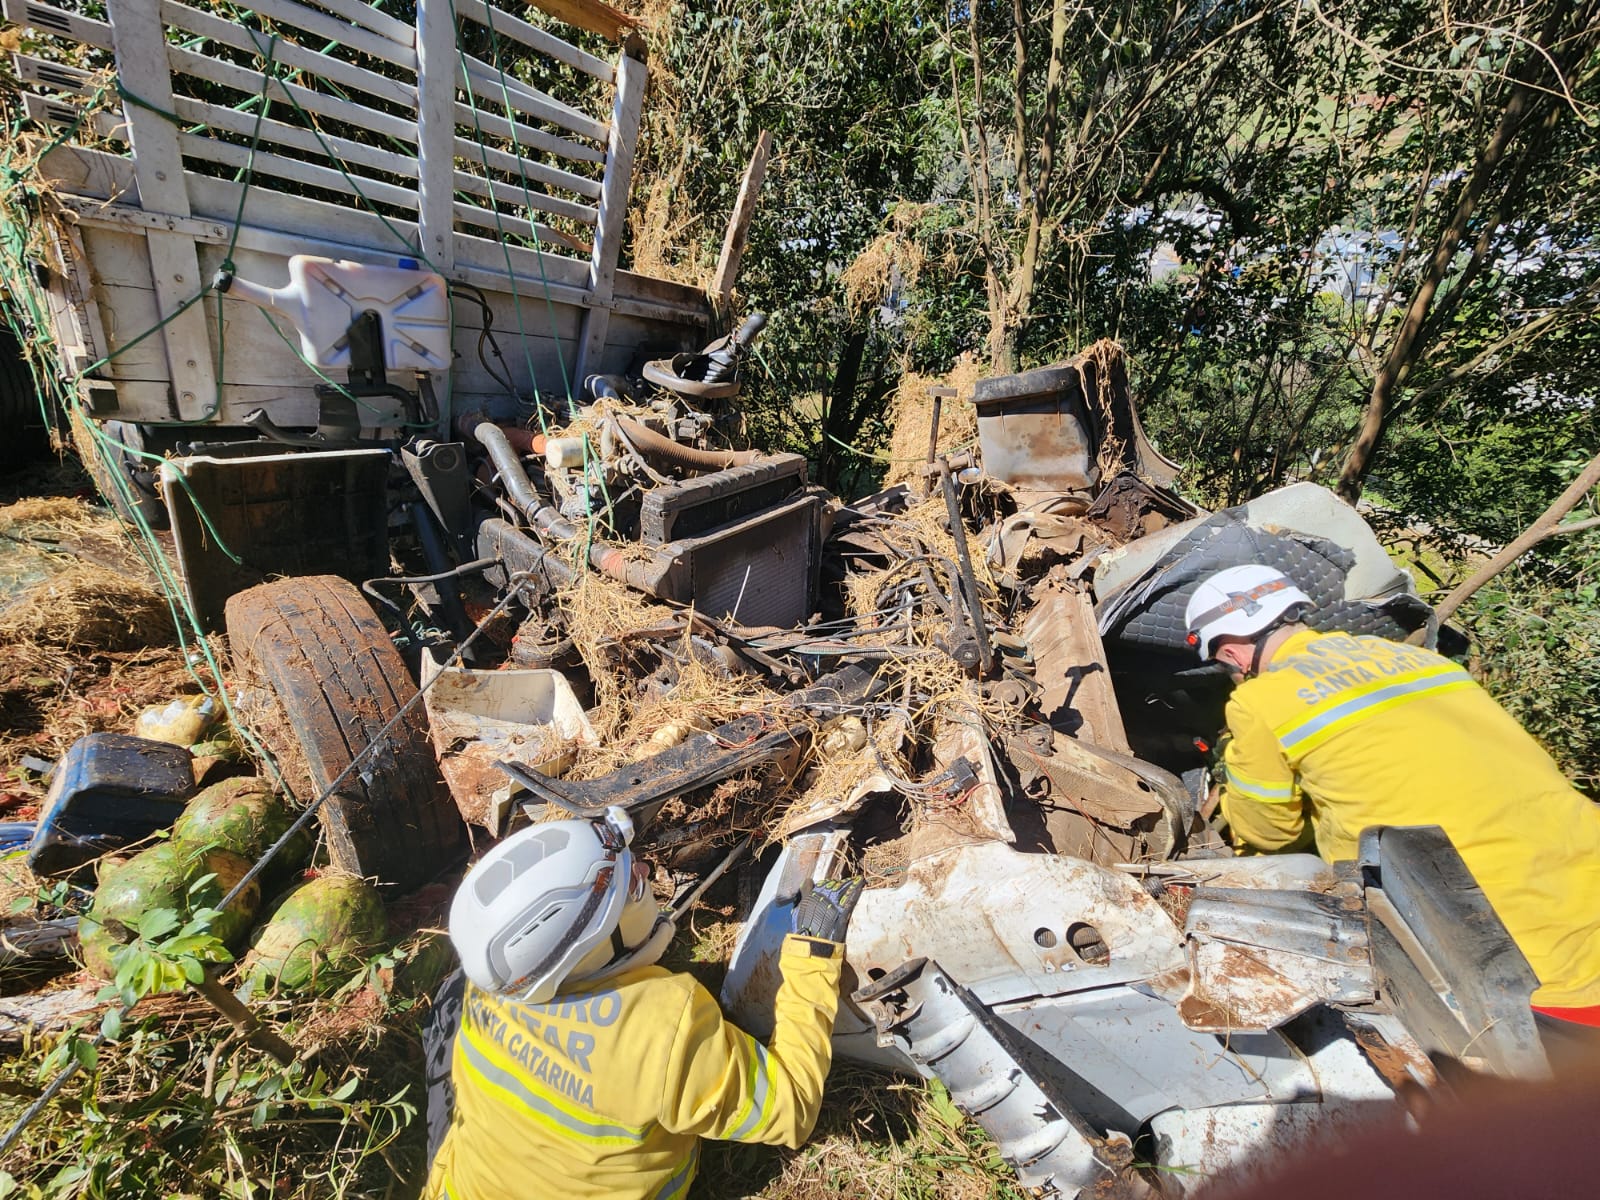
0,0 -> 1558,1193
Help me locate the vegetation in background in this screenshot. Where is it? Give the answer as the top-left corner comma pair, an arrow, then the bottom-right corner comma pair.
628,0 -> 1600,786
2,0 -> 1600,1196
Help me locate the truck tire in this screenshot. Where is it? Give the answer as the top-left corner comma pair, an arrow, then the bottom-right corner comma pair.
225,575 -> 466,890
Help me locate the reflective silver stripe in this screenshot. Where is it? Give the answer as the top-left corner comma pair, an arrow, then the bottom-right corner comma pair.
652,1146 -> 699,1200
1278,668 -> 1471,752
727,1039 -> 773,1141
457,1032 -> 643,1144
1224,763 -> 1293,800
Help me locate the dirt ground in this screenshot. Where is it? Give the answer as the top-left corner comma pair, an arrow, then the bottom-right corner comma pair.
0,456 -> 205,842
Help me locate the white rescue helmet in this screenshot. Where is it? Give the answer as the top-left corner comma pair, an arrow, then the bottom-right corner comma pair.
1184,564 -> 1312,660
449,806 -> 638,1003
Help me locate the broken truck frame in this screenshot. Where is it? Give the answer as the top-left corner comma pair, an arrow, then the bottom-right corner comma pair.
0,2 -> 1560,1193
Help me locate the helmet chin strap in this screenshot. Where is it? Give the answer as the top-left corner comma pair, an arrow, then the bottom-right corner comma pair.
1247,634 -> 1271,678
575,911 -> 677,986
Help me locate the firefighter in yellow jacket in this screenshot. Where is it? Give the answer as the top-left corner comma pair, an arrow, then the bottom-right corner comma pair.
1185,564 -> 1600,1025
424,805 -> 860,1200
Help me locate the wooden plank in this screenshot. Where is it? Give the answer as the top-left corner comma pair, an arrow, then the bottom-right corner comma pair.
2,0 -> 113,49
451,98 -> 606,167
161,0 -> 416,71
452,168 -> 597,225
451,133 -> 602,201
11,52 -> 95,94
456,52 -> 608,144
455,0 -> 615,81
711,130 -> 772,302
172,95 -> 418,180
575,45 -> 646,380
615,267 -> 712,311
110,0 -> 218,422
42,221 -> 110,375
160,3 -> 416,108
62,191 -> 409,266
185,168 -> 422,253
36,143 -> 134,202
523,0 -> 639,44
171,44 -> 419,144
415,0 -> 456,272
451,200 -> 583,253
301,0 -> 415,48
48,149 -> 425,261
22,92 -> 104,135
177,133 -> 421,211
458,49 -> 600,132
452,231 -> 590,292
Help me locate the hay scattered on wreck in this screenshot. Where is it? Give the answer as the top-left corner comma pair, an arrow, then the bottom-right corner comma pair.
556,571 -> 783,780
837,203 -> 933,317
881,354 -> 985,488
0,563 -> 173,652
0,496 -> 96,529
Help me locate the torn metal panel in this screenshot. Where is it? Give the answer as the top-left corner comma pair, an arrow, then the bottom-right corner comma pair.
1083,473 -> 1199,544
1004,730 -> 1188,863
1146,1008 -> 1400,1187
989,988 -> 1297,1129
970,343 -> 1181,498
847,841 -> 1185,996
1020,568 -> 1130,751
421,653 -> 596,831
1358,825 -> 1549,1079
855,958 -> 1147,1199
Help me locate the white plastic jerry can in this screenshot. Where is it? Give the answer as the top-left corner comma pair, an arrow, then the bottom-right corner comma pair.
225,255 -> 450,372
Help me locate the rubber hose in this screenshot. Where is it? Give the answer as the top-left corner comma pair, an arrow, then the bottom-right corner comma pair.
456,411 -> 545,456
472,422 -> 576,538
614,416 -> 759,475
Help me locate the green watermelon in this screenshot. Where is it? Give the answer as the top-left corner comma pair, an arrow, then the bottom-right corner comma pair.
171,777 -> 313,882
243,875 -> 387,994
80,843 -> 261,979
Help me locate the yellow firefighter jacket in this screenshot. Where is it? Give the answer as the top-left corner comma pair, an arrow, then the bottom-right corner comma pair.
423,932 -> 841,1200
1217,628 -> 1600,1008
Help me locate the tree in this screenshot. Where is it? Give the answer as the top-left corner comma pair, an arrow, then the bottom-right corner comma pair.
1332,0 -> 1600,500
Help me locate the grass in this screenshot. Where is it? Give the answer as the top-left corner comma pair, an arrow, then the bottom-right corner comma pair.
669,915 -> 1032,1200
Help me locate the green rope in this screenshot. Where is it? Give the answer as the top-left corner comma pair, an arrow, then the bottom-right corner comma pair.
447,0 -> 585,423
476,0 -> 581,407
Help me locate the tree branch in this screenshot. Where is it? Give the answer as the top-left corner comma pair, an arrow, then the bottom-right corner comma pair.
1432,448 -> 1600,627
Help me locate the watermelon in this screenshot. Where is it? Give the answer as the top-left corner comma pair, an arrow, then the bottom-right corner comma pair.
170,777 -> 312,883
243,875 -> 387,993
80,842 -> 261,979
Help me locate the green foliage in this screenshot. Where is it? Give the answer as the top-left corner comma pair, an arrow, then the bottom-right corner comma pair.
1460,537 -> 1600,792
1,1018 -> 418,1200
